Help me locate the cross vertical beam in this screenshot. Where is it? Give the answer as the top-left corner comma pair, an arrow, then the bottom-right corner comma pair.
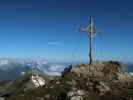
81,16 -> 96,65
89,34 -> 92,65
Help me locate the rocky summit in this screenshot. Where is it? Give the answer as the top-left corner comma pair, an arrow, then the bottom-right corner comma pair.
4,61 -> 133,100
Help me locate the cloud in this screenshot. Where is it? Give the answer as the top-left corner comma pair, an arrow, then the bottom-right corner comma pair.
47,42 -> 60,45
44,71 -> 61,76
48,64 -> 65,72
20,71 -> 26,75
43,64 -> 66,76
129,72 -> 133,76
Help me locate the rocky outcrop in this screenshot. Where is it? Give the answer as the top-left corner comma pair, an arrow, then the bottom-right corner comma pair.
67,87 -> 85,100
71,61 -> 133,82
24,74 -> 45,90
62,61 -> 133,99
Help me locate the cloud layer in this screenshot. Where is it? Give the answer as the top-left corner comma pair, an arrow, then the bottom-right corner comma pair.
43,64 -> 66,76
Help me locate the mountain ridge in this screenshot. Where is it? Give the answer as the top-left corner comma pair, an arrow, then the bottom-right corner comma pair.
5,61 -> 133,100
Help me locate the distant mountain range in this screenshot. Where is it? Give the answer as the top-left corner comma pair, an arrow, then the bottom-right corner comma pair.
0,58 -> 68,80
0,58 -> 132,80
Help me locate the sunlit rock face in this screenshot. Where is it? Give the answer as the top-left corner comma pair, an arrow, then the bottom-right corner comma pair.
24,74 -> 45,90
30,74 -> 45,88
68,89 -> 85,100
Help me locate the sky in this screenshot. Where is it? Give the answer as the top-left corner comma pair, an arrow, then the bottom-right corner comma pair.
0,0 -> 132,63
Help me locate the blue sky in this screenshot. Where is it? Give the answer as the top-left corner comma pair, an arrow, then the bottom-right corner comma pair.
0,0 -> 132,62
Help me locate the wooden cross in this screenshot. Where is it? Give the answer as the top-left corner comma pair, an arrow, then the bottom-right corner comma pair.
80,16 -> 96,65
